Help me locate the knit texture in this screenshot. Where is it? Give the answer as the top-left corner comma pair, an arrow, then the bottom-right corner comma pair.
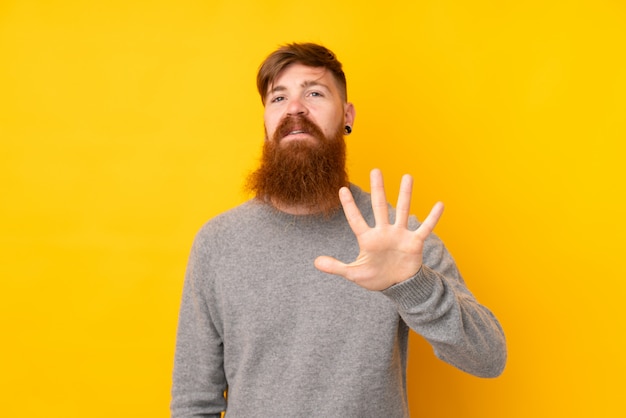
171,185 -> 506,417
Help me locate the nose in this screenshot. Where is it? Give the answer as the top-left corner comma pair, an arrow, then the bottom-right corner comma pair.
286,97 -> 308,116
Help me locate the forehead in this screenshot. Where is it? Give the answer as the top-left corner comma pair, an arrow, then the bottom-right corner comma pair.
269,64 -> 337,93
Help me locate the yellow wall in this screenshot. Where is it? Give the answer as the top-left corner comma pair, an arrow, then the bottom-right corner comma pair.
2,1 -> 624,416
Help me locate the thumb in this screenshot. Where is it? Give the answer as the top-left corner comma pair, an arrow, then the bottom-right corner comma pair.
314,255 -> 348,277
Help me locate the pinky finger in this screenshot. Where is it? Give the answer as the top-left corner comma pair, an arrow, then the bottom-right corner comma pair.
415,202 -> 445,240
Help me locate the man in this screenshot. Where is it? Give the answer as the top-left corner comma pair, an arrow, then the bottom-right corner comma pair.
171,42 -> 506,418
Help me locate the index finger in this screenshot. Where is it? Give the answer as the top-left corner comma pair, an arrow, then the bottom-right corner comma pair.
338,186 -> 370,236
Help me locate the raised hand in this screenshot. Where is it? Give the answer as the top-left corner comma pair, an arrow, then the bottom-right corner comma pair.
314,168 -> 445,291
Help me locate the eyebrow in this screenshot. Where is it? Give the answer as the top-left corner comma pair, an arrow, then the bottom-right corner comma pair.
268,80 -> 332,96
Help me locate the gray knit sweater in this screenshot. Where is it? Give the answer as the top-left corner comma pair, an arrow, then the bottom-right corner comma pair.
171,185 -> 506,418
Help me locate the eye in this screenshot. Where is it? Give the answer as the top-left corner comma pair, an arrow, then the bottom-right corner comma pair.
308,91 -> 323,97
270,95 -> 285,103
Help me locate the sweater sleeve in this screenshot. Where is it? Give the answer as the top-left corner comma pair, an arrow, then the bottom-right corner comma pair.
381,233 -> 507,378
171,233 -> 226,418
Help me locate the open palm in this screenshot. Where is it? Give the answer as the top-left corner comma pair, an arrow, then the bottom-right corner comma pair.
314,169 -> 445,291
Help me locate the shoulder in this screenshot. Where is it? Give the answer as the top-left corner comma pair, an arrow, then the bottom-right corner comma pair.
192,200 -> 261,244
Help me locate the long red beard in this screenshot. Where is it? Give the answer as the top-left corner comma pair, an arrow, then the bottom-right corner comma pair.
246,115 -> 348,217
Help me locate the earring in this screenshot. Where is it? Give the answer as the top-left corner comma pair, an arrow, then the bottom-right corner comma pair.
344,125 -> 352,135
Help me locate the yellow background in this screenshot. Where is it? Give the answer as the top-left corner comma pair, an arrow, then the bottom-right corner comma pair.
2,1 -> 625,416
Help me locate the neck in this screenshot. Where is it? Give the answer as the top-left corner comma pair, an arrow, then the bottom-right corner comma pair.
270,198 -> 323,216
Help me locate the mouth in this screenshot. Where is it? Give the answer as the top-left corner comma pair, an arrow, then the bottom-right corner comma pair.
274,115 -> 324,143
281,128 -> 313,141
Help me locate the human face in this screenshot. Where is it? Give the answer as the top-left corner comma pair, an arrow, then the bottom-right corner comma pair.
263,63 -> 355,144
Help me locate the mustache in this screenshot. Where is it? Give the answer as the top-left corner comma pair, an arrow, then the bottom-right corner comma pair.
274,115 -> 325,142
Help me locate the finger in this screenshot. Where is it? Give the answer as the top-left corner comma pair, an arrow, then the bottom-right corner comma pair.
415,202 -> 445,241
314,255 -> 349,278
370,168 -> 390,226
395,174 -> 413,229
338,186 -> 370,236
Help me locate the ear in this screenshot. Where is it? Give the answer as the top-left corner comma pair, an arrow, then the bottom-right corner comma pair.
344,102 -> 356,128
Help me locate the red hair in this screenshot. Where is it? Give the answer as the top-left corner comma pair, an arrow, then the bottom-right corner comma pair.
256,43 -> 348,105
